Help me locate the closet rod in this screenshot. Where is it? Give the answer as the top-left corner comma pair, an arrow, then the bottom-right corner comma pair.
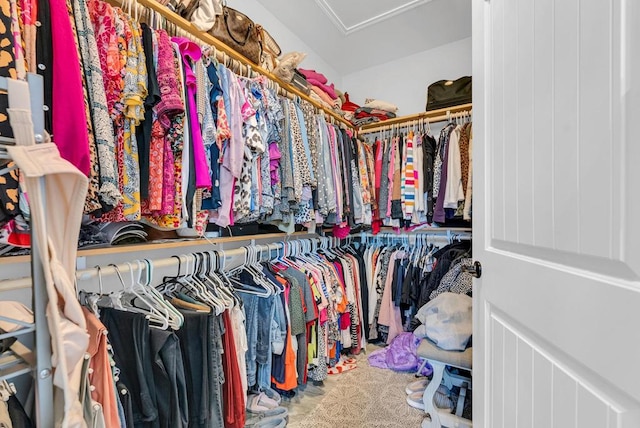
73,237 -> 337,292
358,103 -> 472,134
75,245 -> 277,292
106,0 -> 353,129
356,230 -> 472,240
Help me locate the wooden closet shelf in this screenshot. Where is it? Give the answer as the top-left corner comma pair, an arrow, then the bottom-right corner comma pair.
108,0 -> 353,129
374,227 -> 472,234
0,232 -> 314,265
358,103 -> 472,134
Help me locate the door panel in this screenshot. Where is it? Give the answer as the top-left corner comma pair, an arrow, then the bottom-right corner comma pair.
488,0 -> 626,270
489,306 -> 639,427
532,352 -> 553,428
515,0 -> 534,248
473,0 -> 640,425
531,0 -> 555,250
515,338 -> 533,428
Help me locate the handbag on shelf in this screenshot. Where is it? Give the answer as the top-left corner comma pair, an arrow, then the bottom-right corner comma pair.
208,5 -> 263,65
168,0 -> 198,21
425,76 -> 472,111
259,27 -> 281,71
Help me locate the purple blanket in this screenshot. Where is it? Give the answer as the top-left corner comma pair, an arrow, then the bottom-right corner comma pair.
368,333 -> 433,376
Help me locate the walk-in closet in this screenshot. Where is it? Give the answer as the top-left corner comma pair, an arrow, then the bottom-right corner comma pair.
1,0 -> 639,427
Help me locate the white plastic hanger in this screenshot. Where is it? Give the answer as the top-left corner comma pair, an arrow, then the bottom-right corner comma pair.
124,262 -> 170,329
184,254 -> 226,314
225,247 -> 273,297
199,253 -> 235,311
107,264 -> 167,329
139,259 -> 183,329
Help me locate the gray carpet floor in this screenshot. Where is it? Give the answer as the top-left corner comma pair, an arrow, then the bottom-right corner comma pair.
285,347 -> 426,428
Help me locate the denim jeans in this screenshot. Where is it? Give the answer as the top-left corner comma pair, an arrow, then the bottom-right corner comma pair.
207,314 -> 225,428
239,292 -> 275,388
239,292 -> 259,388
257,297 -> 276,390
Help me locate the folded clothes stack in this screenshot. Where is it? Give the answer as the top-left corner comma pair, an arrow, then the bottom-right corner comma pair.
298,68 -> 343,111
0,216 -> 31,256
339,94 -> 399,126
340,92 -> 360,123
350,98 -> 398,127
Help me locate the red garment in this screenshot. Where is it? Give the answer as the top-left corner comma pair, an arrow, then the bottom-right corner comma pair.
341,92 -> 360,112
221,311 -> 245,428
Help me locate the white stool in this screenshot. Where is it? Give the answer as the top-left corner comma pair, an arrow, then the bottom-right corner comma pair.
417,338 -> 473,428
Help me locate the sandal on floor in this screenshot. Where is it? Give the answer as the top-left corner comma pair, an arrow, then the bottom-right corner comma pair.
405,378 -> 430,395
247,393 -> 281,413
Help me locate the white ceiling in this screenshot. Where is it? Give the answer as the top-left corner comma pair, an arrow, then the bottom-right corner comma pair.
256,0 -> 471,76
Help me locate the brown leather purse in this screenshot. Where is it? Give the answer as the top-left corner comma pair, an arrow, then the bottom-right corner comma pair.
209,6 -> 263,65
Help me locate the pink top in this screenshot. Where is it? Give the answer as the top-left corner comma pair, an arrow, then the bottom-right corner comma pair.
172,37 -> 211,189
298,68 -> 327,85
307,79 -> 337,100
378,251 -> 404,344
387,140 -> 395,217
154,30 -> 184,128
51,0 -> 91,175
223,69 -> 249,178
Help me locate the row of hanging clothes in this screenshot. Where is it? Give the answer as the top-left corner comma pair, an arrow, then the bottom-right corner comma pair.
363,112 -> 473,231
356,231 -> 472,345
0,0 -> 375,251
72,237 -> 372,428
0,0 -> 380,256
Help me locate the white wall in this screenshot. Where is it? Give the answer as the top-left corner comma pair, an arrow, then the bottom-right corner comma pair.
341,37 -> 472,116
225,0 -> 342,87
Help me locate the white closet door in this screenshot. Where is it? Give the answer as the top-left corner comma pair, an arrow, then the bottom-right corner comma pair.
473,0 -> 640,427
